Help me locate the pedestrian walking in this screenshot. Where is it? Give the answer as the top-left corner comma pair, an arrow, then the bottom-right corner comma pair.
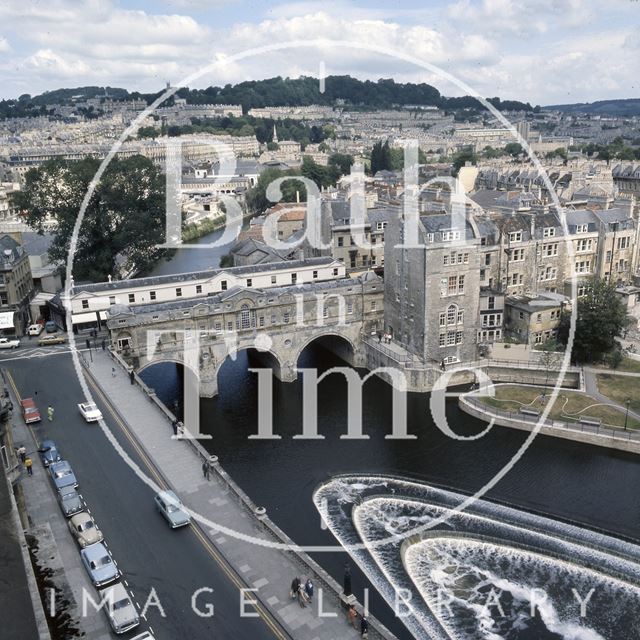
360,615 -> 369,638
290,577 -> 300,599
111,367 -> 116,377
202,459 -> 210,481
343,564 -> 352,596
47,405 -> 54,421
172,418 -> 178,436
25,457 -> 33,476
297,584 -> 309,608
440,359 -> 446,371
101,339 -> 106,351
129,370 -> 135,385
17,445 -> 26,463
304,578 -> 314,602
348,605 -> 358,629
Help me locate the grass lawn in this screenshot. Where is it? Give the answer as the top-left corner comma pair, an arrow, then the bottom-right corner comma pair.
476,384 -> 640,430
614,358 -> 640,374
596,374 -> 640,415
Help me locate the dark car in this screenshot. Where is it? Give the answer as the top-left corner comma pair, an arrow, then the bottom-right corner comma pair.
57,485 -> 83,517
49,460 -> 78,492
38,439 -> 61,467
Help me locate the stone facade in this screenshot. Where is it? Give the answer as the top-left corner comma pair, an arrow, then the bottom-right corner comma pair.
107,273 -> 384,397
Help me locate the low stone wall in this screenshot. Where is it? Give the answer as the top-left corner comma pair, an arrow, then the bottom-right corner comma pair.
459,395 -> 640,454
96,348 -> 397,640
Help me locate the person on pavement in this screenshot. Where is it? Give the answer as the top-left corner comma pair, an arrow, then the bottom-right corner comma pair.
304,578 -> 314,602
47,406 -> 54,421
25,457 -> 33,475
290,576 -> 300,599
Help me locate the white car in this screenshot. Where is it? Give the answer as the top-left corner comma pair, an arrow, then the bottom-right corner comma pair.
68,512 -> 103,548
130,631 -> 156,640
0,337 -> 20,349
100,582 -> 140,635
28,324 -> 44,336
78,402 -> 103,422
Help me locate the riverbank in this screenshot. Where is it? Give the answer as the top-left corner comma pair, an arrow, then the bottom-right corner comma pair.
459,389 -> 640,454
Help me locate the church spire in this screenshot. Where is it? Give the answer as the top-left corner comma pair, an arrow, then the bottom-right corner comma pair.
272,124 -> 278,144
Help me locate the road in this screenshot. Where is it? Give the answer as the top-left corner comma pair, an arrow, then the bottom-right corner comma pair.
5,345 -> 279,640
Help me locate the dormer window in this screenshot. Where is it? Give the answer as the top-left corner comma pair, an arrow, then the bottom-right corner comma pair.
576,224 -> 588,234
508,231 -> 522,243
441,230 -> 461,242
543,227 -> 555,238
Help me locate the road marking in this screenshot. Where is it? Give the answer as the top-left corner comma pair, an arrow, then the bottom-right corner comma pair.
84,371 -> 290,640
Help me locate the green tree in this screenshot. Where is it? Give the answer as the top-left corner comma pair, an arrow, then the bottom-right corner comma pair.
137,126 -> 159,139
245,168 -> 306,213
370,140 -> 392,174
452,149 -> 478,176
328,152 -> 354,175
538,339 -> 562,397
14,156 -> 167,282
557,278 -> 627,364
504,142 -> 523,157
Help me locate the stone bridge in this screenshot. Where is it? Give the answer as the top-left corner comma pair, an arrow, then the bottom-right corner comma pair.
106,273 -> 384,397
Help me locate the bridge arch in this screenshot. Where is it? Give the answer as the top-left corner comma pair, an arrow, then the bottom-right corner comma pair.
137,357 -> 199,378
213,345 -> 288,387
294,331 -> 358,368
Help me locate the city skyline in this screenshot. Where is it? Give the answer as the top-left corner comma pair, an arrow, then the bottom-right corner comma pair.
0,0 -> 638,104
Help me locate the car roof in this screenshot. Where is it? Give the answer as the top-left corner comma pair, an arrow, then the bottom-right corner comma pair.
52,460 -> 71,469
156,490 -> 180,502
41,439 -> 56,447
70,512 -> 90,524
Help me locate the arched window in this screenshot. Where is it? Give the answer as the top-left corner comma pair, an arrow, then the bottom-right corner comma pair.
446,304 -> 457,325
240,304 -> 251,329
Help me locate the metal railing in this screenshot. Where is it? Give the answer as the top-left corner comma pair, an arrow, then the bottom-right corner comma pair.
464,395 -> 640,443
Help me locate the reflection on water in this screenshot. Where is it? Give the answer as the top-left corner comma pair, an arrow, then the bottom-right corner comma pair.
139,344 -> 640,638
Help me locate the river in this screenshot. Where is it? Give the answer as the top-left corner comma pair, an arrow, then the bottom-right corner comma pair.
140,234 -> 640,639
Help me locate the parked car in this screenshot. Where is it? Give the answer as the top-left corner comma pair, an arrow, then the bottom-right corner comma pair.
154,490 -> 191,528
80,541 -> 120,587
38,334 -> 66,346
130,632 -> 156,640
49,460 -> 78,492
20,398 -> 41,423
100,582 -> 140,635
38,439 -> 61,467
28,324 -> 44,336
0,337 -> 20,349
78,402 -> 103,422
45,321 -> 57,333
57,485 -> 83,517
68,512 -> 103,548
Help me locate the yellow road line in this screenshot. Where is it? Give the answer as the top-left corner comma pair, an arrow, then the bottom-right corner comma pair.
84,372 -> 289,640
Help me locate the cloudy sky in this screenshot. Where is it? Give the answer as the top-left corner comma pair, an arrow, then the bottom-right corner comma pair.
0,0 -> 638,105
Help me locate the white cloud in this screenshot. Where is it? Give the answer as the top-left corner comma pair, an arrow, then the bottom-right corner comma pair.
0,0 -> 636,103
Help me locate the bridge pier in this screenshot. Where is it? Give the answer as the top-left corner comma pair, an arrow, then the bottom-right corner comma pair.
199,358 -> 218,398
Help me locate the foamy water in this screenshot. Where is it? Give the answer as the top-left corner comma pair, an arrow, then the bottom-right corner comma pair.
313,475 -> 640,640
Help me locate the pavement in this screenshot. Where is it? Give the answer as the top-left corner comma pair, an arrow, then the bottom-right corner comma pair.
83,346 -> 392,640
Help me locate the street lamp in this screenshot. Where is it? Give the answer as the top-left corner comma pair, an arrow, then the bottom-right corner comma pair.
624,398 -> 631,431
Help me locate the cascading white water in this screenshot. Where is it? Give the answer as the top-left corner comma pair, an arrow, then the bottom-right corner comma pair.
313,475 -> 640,640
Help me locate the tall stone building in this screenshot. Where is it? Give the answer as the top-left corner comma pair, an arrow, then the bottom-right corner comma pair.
384,211 -> 481,365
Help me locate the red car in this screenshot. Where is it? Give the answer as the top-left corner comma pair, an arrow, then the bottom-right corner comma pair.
21,398 -> 41,424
